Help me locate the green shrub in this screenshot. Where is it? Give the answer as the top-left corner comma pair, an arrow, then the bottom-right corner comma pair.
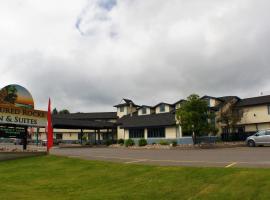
125,139 -> 135,147
138,138 -> 147,146
159,140 -> 169,145
105,140 -> 113,146
171,141 -> 177,147
82,135 -> 87,142
118,139 -> 124,145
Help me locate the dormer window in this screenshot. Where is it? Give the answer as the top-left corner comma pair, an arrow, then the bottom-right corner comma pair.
206,98 -> 211,107
160,104 -> 165,112
120,107 -> 124,112
142,107 -> 147,114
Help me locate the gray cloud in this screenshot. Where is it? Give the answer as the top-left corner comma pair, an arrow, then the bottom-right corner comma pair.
1,0 -> 270,112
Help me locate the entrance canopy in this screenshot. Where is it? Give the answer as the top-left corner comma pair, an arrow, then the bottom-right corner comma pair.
52,117 -> 116,129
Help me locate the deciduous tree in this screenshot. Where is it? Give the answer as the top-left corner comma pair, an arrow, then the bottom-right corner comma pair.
176,94 -> 217,144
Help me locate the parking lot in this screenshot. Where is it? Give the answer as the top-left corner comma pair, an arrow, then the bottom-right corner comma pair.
51,146 -> 270,168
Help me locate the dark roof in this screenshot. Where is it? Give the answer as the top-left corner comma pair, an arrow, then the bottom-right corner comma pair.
52,117 -> 116,129
207,96 -> 240,110
173,99 -> 186,105
202,95 -> 240,103
236,95 -> 270,107
217,96 -> 240,102
117,113 -> 176,128
53,112 -> 117,120
123,98 -> 133,103
154,102 -> 174,108
201,95 -> 219,100
114,98 -> 140,107
139,105 -> 154,109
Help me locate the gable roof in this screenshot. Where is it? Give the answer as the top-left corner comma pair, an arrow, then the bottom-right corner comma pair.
236,95 -> 270,107
117,112 -> 176,128
153,102 -> 174,108
114,98 -> 140,107
217,96 -> 240,102
173,99 -> 186,106
201,95 -> 219,100
123,98 -> 133,104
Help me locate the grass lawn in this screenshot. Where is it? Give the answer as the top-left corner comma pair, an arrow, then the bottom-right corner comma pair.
0,156 -> 270,200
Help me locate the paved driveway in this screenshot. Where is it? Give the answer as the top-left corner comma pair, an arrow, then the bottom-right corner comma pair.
51,147 -> 270,168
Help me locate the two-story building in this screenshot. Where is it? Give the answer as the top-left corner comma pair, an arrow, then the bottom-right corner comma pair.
31,95 -> 270,144
236,95 -> 270,133
202,95 -> 270,136
115,99 -> 193,144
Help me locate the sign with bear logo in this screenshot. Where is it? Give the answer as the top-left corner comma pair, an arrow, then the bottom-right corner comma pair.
0,84 -> 47,127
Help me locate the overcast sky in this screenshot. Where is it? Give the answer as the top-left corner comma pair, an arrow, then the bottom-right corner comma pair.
1,0 -> 270,112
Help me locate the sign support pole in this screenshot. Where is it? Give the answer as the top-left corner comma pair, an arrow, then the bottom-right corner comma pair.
36,127 -> 39,146
23,127 -> 27,150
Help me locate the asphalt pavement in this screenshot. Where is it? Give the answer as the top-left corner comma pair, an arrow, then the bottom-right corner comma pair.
50,146 -> 270,168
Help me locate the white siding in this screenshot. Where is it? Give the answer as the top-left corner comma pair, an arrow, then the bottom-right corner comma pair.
155,104 -> 171,114
138,107 -> 151,115
165,127 -> 177,139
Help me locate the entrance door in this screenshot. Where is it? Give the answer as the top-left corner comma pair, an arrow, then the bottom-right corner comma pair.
88,133 -> 96,144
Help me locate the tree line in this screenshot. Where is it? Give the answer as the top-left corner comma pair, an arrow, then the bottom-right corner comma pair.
52,108 -> 70,115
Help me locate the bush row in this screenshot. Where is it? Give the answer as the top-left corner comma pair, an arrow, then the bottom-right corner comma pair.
116,139 -> 177,147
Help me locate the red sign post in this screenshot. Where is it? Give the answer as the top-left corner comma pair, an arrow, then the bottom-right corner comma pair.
47,98 -> 53,152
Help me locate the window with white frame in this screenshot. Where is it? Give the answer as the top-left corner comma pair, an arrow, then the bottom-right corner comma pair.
129,128 -> 144,138
120,107 -> 124,112
159,104 -> 165,112
142,107 -> 147,114
147,127 -> 165,138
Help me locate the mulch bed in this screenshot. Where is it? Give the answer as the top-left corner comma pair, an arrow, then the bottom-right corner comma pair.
109,142 -> 246,150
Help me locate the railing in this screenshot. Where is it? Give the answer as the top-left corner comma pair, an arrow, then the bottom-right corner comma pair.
221,132 -> 255,141
196,136 -> 219,144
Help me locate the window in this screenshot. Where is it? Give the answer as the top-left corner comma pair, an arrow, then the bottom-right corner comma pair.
265,130 -> 270,135
257,130 -> 266,136
142,107 -> 147,114
268,105 -> 270,115
120,107 -> 124,112
56,133 -> 62,140
159,104 -> 165,112
147,127 -> 165,138
222,128 -> 229,134
129,128 -> 144,138
207,98 -> 211,107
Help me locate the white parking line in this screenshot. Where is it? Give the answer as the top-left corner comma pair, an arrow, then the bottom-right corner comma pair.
62,154 -> 270,167
88,155 -> 231,165
225,162 -> 237,168
125,159 -> 148,164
